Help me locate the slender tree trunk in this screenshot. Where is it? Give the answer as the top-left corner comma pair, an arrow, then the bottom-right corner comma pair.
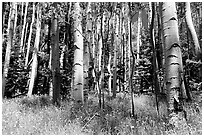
2,2 -> 16,98
84,2 -> 92,104
101,12 -> 106,109
122,5 -> 126,93
20,2 -> 24,33
112,10 -> 119,98
150,2 -> 161,115
72,2 -> 84,103
19,2 -> 28,55
27,3 -> 41,97
161,2 -> 187,126
13,3 -> 18,35
96,15 -> 103,106
135,9 -> 141,94
156,2 -> 164,70
51,4 -> 60,105
185,2 -> 201,60
129,2 -> 135,117
107,51 -> 112,94
126,7 -> 131,94
25,3 -> 35,66
22,22 -> 29,55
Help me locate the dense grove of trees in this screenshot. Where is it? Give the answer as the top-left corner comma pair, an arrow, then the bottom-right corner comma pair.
2,2 -> 202,127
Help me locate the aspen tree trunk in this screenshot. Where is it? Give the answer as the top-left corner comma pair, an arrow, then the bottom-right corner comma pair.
107,51 -> 112,94
96,10 -> 104,107
25,3 -> 35,66
86,2 -> 97,92
2,2 -> 16,98
107,11 -> 115,95
91,6 -> 98,92
84,2 -> 92,103
13,3 -> 18,34
159,3 -> 166,93
161,2 -> 187,126
60,3 -> 71,70
101,10 -> 106,109
2,3 -> 6,32
136,10 -> 141,62
150,2 -> 161,115
185,2 -> 201,60
112,11 -> 119,98
129,3 -> 135,117
19,2 -> 28,54
27,4 -> 41,97
20,2 -> 24,33
126,4 -> 131,93
121,4 -> 126,93
156,2 -> 164,69
72,2 -> 84,103
51,5 -> 60,105
23,22 -> 29,54
148,2 -> 152,28
60,37 -> 66,69
135,9 -> 141,93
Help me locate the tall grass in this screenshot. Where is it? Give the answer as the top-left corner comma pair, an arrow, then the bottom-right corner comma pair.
2,93 -> 202,135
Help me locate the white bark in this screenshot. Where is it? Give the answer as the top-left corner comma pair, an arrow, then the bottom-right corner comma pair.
185,2 -> 201,59
72,2 -> 84,103
27,4 -> 41,97
20,2 -> 28,54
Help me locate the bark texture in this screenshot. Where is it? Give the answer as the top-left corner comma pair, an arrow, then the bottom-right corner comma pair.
72,2 -> 84,103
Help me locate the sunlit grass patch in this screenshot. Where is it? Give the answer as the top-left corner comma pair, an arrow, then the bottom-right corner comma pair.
2,92 -> 202,135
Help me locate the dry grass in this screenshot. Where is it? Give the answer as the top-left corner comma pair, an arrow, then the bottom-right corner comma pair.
2,93 -> 202,135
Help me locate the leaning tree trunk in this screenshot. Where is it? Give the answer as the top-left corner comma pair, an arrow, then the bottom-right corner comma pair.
185,2 -> 201,60
27,3 -> 41,97
13,3 -> 18,35
25,2 -> 35,66
19,2 -> 28,55
2,2 -> 16,98
161,2 -> 187,127
72,2 -> 84,103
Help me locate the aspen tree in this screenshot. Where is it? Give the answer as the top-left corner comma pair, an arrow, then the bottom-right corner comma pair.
129,2 -> 135,117
112,7 -> 119,98
185,2 -> 201,60
72,2 -> 84,103
13,3 -> 18,34
27,3 -> 41,97
161,2 -> 187,126
51,3 -> 60,105
84,2 -> 92,103
150,2 -> 161,115
25,3 -> 35,66
121,3 -> 126,92
19,2 -> 28,54
135,8 -> 141,93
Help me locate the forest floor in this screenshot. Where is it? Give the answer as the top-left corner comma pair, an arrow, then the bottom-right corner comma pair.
2,90 -> 202,135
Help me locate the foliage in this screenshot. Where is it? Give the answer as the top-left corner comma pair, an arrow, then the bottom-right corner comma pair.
2,93 -> 202,135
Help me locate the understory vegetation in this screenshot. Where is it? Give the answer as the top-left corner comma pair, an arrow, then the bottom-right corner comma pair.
2,90 -> 202,135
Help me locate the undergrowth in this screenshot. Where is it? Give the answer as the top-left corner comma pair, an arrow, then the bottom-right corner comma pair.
2,92 -> 202,135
